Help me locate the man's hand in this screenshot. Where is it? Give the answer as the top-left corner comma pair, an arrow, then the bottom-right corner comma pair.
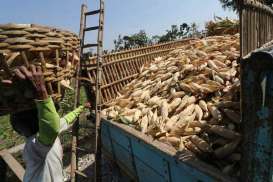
13,65 -> 48,100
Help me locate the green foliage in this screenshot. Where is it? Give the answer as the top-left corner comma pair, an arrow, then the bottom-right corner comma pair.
219,0 -> 273,11
0,115 -> 24,150
158,23 -> 190,43
59,87 -> 88,115
113,34 -> 124,51
59,89 -> 75,115
123,30 -> 149,48
113,22 -> 197,50
114,30 -> 149,50
219,0 -> 239,11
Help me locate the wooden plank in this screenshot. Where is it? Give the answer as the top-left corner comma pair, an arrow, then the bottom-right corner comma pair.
247,8 -> 251,54
95,1 -> 105,180
249,8 -> 254,52
240,6 -> 246,57
8,144 -> 25,154
112,63 -> 122,91
107,64 -> 118,94
103,67 -> 115,99
0,149 -> 25,181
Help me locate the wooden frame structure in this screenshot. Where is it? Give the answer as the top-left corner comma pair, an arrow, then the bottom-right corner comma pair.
240,0 -> 273,57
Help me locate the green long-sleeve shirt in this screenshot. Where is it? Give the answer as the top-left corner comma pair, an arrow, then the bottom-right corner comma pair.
35,97 -> 84,145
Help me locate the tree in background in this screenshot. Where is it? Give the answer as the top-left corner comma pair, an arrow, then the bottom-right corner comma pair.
113,34 -> 124,50
188,23 -> 198,37
219,0 -> 238,11
123,30 -> 149,49
179,23 -> 191,37
219,0 -> 273,11
114,30 -> 149,50
150,35 -> 161,44
158,23 -> 190,43
113,22 -> 198,50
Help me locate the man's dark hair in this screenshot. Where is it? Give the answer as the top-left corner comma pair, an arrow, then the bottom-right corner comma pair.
10,103 -> 60,137
10,109 -> 39,137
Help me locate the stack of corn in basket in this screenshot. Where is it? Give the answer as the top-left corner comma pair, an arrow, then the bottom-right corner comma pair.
0,23 -> 80,115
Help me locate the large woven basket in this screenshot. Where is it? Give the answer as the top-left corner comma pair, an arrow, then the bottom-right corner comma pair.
0,23 -> 80,115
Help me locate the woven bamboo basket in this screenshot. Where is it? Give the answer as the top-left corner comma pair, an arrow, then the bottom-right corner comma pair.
0,23 -> 80,115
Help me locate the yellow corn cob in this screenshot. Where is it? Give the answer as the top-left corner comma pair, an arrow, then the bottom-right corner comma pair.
209,125 -> 241,139
214,139 -> 240,159
194,104 -> 203,121
223,108 -> 240,124
169,98 -> 182,113
140,115 -> 149,133
161,100 -> 169,121
208,104 -> 223,121
190,135 -> 212,153
133,109 -> 142,122
179,104 -> 195,118
165,115 -> 179,131
208,60 -> 219,70
175,95 -> 189,114
184,139 -> 202,155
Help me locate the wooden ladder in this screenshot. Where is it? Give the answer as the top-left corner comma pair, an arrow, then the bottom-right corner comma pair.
71,1 -> 105,182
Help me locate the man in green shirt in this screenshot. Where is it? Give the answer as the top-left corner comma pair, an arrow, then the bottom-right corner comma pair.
7,65 -> 90,182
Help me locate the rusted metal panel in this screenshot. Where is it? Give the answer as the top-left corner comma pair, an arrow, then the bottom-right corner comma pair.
242,47 -> 273,182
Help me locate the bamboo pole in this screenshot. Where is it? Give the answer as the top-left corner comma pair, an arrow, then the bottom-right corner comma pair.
71,4 -> 87,182
95,0 -> 104,181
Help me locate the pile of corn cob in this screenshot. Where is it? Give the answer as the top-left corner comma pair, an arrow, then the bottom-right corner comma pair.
206,17 -> 239,36
102,34 -> 241,177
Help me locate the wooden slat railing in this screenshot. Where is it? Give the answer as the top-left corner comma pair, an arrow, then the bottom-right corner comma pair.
83,38 -> 194,104
240,0 -> 273,57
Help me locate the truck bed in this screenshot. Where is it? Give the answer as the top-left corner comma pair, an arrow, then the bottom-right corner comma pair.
101,118 -> 236,182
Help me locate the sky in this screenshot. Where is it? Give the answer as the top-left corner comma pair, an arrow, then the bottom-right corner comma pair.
0,0 -> 237,50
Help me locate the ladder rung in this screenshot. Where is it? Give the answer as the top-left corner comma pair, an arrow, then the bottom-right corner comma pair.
76,147 -> 89,152
85,10 -> 100,16
83,63 -> 97,67
75,170 -> 88,178
83,44 -> 98,48
81,82 -> 96,87
84,26 -> 99,32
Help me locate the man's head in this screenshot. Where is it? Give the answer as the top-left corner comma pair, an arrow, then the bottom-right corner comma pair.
10,109 -> 39,137
10,103 -> 60,137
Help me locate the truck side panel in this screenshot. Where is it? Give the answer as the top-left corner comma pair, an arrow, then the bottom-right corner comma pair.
101,119 -> 233,182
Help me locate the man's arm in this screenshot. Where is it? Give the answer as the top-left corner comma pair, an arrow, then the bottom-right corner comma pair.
63,106 -> 84,124
14,65 -> 60,146
60,102 -> 91,132
29,65 -> 60,145
36,98 -> 60,145
13,65 -> 90,144
59,106 -> 85,133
